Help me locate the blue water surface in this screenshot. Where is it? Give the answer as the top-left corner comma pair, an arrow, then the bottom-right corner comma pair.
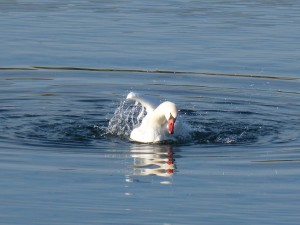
1,0 -> 300,76
0,1 -> 300,225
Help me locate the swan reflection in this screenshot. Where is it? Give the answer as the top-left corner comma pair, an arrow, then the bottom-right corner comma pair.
128,144 -> 176,178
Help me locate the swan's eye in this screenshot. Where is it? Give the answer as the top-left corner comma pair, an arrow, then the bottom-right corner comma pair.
169,113 -> 176,122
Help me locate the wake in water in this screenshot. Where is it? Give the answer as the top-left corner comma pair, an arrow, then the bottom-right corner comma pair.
106,95 -> 274,145
3,94 -> 275,147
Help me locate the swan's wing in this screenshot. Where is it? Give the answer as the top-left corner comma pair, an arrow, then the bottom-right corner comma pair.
126,92 -> 158,113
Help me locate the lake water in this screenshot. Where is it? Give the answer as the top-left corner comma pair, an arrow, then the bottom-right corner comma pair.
1,1 -> 300,225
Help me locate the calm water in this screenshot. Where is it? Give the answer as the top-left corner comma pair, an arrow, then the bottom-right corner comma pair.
1,1 -> 300,225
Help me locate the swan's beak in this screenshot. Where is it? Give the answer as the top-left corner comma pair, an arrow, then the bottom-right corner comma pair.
168,116 -> 175,134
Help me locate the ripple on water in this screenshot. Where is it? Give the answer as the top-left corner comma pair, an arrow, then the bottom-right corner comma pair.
0,70 -> 298,151
106,97 -> 279,145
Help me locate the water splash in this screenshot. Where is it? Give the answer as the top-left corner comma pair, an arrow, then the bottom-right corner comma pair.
106,100 -> 145,137
191,122 -> 265,145
105,97 -> 275,145
106,98 -> 194,144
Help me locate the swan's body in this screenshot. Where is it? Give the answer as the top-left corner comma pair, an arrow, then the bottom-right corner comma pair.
126,92 -> 178,143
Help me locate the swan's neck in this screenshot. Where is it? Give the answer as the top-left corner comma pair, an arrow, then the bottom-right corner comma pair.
147,103 -> 168,126
151,110 -> 166,125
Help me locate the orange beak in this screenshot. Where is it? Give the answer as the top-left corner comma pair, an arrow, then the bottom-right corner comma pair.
168,116 -> 175,134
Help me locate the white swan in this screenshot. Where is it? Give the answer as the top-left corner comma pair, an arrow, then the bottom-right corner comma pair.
126,92 -> 178,143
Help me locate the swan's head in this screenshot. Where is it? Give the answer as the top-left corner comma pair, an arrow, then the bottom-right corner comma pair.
162,101 -> 178,135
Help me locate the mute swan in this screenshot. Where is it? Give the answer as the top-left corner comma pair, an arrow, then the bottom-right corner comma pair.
126,92 -> 178,143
